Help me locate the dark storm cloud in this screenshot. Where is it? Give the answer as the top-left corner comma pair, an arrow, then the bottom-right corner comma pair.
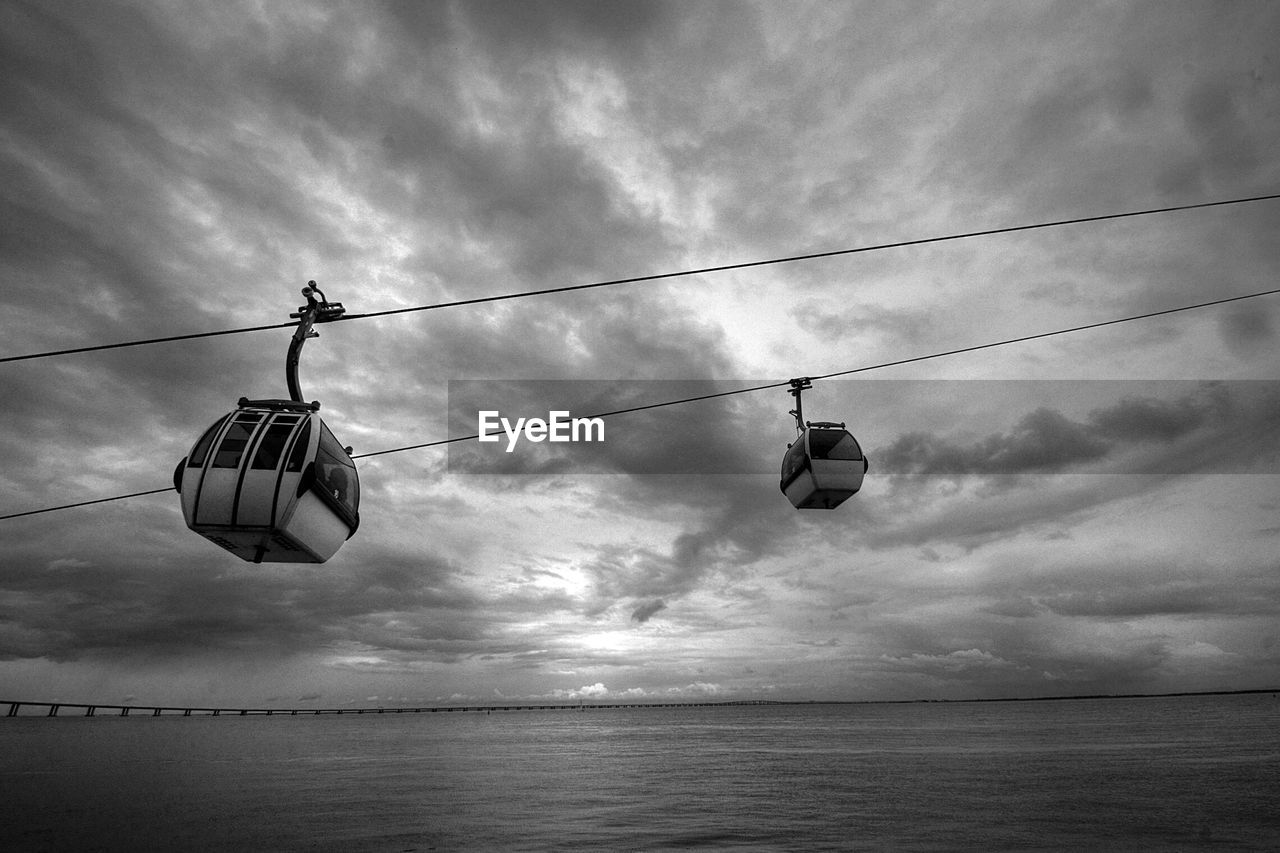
577,469 -> 798,617
0,3 -> 346,333
865,596 -> 1243,699
879,382 -> 1279,479
884,407 -> 1110,476
630,598 -> 666,623
0,1 -> 677,331
377,103 -> 673,286
1218,304 -> 1275,359
1172,77 -> 1266,193
976,550 -> 1280,624
258,1 -> 687,290
1038,580 -> 1276,620
445,0 -> 678,54
0,542 -> 469,662
925,2 -> 1280,217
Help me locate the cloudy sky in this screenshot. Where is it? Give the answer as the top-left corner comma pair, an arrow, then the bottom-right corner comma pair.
2,0 -> 1279,708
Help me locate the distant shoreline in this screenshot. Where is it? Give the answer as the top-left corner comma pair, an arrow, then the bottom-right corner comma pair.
840,687 -> 1280,705
4,688 -> 1277,718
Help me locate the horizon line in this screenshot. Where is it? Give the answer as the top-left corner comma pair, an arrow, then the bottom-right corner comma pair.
5,687 -> 1276,718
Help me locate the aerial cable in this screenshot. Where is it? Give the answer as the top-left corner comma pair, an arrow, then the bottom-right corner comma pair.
353,283 -> 1280,459
5,281 -> 1270,522
338,192 -> 1280,324
4,192 -> 1279,365
807,284 -> 1280,381
350,380 -> 794,459
0,488 -> 172,520
0,320 -> 297,365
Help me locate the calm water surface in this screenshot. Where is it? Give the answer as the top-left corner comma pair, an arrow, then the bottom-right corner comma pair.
2,694 -> 1277,851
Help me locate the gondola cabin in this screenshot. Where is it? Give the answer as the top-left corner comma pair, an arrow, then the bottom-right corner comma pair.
780,422 -> 867,510
174,398 -> 359,563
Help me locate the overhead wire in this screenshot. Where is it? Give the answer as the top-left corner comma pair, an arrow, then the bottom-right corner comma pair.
3,192 -> 1279,365
1,489 -> 174,520
5,282 -> 1277,521
351,283 -> 1280,459
0,320 -> 297,365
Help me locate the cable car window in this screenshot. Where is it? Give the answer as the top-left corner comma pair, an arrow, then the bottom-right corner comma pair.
780,439 -> 808,486
251,422 -> 295,470
187,418 -> 226,468
315,423 -> 358,515
210,415 -> 262,469
809,430 -> 862,461
285,420 -> 311,472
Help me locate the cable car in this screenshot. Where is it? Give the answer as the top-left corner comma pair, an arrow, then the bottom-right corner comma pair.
779,378 -> 868,510
174,398 -> 359,562
173,283 -> 359,563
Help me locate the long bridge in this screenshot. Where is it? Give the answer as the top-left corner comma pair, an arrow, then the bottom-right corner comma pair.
5,690 -> 1274,718
3,698 -> 786,718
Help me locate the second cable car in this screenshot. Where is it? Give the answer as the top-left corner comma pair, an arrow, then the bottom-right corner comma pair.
173,283 -> 360,563
779,378 -> 868,510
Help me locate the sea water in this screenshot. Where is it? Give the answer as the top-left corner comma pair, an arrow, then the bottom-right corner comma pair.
2,693 -> 1277,851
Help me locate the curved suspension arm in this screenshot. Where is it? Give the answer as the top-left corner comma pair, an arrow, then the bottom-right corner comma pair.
286,281 -> 345,403
787,377 -> 812,435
